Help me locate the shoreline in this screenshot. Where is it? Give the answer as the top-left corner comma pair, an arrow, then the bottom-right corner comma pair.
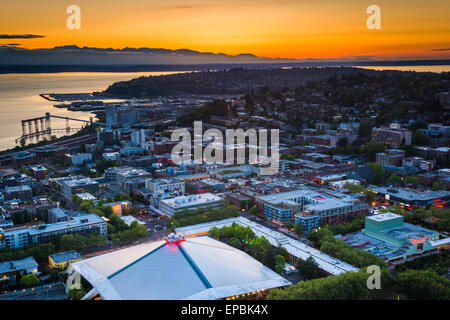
0,62 -> 449,75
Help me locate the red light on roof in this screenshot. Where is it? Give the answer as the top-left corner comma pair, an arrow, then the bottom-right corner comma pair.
411,236 -> 426,244
164,237 -> 186,245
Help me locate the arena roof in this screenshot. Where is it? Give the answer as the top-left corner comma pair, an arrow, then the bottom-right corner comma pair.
70,236 -> 290,300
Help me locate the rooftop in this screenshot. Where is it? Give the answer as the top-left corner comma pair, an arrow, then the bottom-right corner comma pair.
70,236 -> 290,300
369,186 -> 450,201
176,217 -> 358,275
0,256 -> 38,274
161,193 -> 223,208
49,250 -> 82,264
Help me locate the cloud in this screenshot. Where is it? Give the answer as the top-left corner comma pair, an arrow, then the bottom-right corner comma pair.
0,34 -> 45,39
431,48 -> 450,51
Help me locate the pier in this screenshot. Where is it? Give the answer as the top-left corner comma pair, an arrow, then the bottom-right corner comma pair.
16,112 -> 105,145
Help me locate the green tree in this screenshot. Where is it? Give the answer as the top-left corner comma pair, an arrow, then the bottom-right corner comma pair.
20,274 -> 40,287
209,227 -> 220,239
405,175 -> 419,186
388,174 -> 402,185
275,255 -> 286,274
367,162 -> 387,185
344,183 -> 365,194
72,195 -> 82,205
297,257 -> 326,280
68,288 -> 87,300
249,206 -> 259,216
363,141 -> 385,162
294,224 -> 304,236
397,269 -> 450,300
262,247 -> 277,271
432,181 -> 442,191
229,237 -> 242,249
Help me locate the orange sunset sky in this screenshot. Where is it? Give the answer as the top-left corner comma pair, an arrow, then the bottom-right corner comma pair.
1,0 -> 449,60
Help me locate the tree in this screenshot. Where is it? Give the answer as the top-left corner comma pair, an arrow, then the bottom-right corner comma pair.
388,174 -> 402,185
297,257 -> 326,280
68,288 -> 87,300
262,247 -> 277,271
249,206 -> 259,216
72,195 -> 82,205
20,274 -> 40,287
432,181 -> 442,191
397,269 -> 450,300
267,269 -> 394,300
275,255 -> 286,274
344,183 -> 365,194
367,163 -> 387,185
284,222 -> 294,230
229,237 -> 242,249
405,175 -> 419,186
412,130 -> 430,145
363,141 -> 385,162
365,190 -> 376,204
209,227 -> 220,239
294,224 -> 304,236
49,269 -> 60,280
60,234 -> 86,251
358,124 -> 371,137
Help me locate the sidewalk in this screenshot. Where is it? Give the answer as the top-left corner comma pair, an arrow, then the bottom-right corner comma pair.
0,281 -> 62,298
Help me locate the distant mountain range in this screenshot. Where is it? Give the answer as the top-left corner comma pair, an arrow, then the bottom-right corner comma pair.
0,45 -> 285,65
0,45 -> 449,73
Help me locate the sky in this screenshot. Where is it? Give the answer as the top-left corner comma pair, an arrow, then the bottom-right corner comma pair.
1,0 -> 449,60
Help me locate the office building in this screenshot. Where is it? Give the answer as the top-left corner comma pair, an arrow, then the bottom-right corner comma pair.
0,257 -> 39,279
104,167 -> 151,184
4,185 -> 33,201
368,186 -> 450,209
48,207 -> 70,223
159,193 -> 224,217
338,212 -> 450,263
61,178 -> 99,199
71,153 -> 93,166
372,127 -> 412,147
11,151 -> 37,168
0,214 -> 107,250
376,149 -> 406,166
49,250 -> 83,269
256,189 -> 368,232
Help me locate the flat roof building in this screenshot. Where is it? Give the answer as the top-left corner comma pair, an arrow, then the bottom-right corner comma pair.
0,256 -> 38,277
61,178 -> 99,199
105,166 -> 151,184
338,212 -> 449,263
368,186 -> 450,209
159,193 -> 224,217
0,214 -> 107,250
256,189 -> 369,232
49,250 -> 83,269
176,217 -> 359,276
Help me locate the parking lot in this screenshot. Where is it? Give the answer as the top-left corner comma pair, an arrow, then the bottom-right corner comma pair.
133,212 -> 170,233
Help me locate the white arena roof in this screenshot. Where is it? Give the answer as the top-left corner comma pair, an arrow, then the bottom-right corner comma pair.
176,217 -> 359,275
70,236 -> 290,300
